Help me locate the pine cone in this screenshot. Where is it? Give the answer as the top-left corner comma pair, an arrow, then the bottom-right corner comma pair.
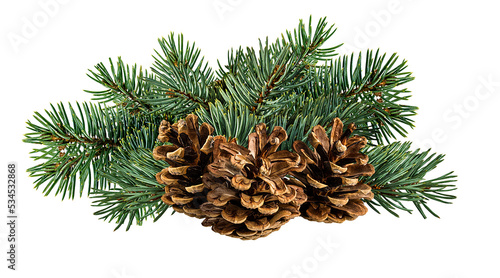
152,114 -> 215,218
291,118 -> 375,223
200,124 -> 307,240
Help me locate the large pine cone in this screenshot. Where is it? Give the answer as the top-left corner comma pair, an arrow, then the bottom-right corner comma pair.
290,118 -> 375,223
200,124 -> 307,240
152,114 -> 215,218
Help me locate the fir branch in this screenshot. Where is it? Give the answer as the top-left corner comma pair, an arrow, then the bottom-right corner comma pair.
23,102 -> 163,200
86,57 -> 154,114
91,127 -> 170,231
145,33 -> 216,116
92,185 -> 166,231
361,142 -> 457,218
331,50 -> 417,144
217,16 -> 339,115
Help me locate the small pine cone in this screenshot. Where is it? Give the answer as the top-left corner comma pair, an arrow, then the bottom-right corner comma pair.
152,114 -> 215,218
200,124 -> 307,240
291,118 -> 375,223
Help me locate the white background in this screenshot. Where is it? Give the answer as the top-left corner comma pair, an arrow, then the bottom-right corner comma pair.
1,1 -> 499,277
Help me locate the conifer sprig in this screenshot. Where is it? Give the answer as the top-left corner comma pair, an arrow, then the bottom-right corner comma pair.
331,50 -> 417,144
23,102 -> 162,199
362,142 -> 457,218
86,57 -> 154,114
217,17 -> 340,115
91,122 -> 169,230
144,33 -> 217,116
91,147 -> 169,231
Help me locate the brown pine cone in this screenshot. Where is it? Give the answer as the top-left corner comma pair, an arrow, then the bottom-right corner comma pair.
290,118 -> 375,223
200,124 -> 307,240
152,114 -> 215,219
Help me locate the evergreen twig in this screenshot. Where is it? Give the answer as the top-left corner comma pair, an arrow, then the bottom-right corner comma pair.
217,16 -> 340,115
91,127 -> 169,230
331,50 -> 417,144
23,102 -> 163,199
362,142 -> 457,218
144,33 -> 216,116
86,57 -> 154,114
